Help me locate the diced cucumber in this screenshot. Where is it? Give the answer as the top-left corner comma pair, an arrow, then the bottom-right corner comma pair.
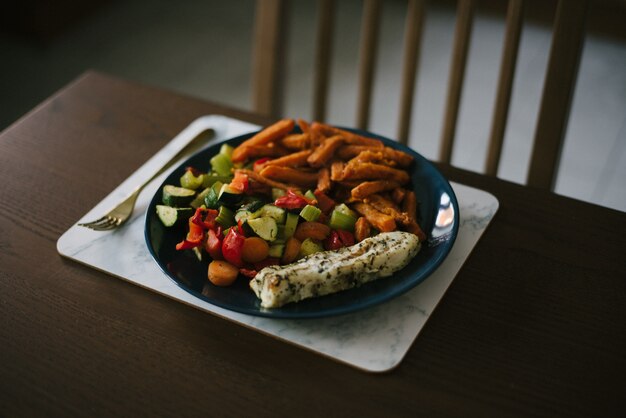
239,198 -> 264,213
155,205 -> 193,227
215,206 -> 236,228
250,204 -> 286,224
268,243 -> 285,258
298,238 -> 324,258
271,187 -> 286,200
299,204 -> 321,222
217,184 -> 243,205
203,184 -> 221,209
162,185 -> 196,207
180,170 -> 205,190
234,210 -> 252,223
283,212 -> 299,239
190,187 -> 210,209
247,217 -> 278,242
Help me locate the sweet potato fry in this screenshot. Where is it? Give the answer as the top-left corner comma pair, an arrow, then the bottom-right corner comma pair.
354,217 -> 371,242
337,145 -> 413,166
402,190 -> 418,221
316,123 -> 384,148
307,135 -> 345,167
392,188 -> 407,204
351,202 -> 396,232
260,165 -> 318,188
330,160 -> 345,181
245,143 -> 290,159
297,118 -> 310,133
232,118 -> 295,162
364,194 -> 411,225
342,162 -> 410,184
348,150 -> 396,167
281,133 -> 311,150
317,167 -> 332,193
351,180 -> 401,200
236,169 -> 298,191
265,149 -> 312,168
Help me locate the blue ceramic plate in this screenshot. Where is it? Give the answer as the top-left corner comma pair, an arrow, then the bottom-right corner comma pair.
145,127 -> 459,319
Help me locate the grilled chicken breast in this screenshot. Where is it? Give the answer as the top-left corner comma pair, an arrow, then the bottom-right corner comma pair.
249,231 -> 421,308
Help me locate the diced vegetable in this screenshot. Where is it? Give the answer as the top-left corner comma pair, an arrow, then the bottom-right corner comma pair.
283,212 -> 299,239
208,260 -> 239,286
274,190 -> 316,210
328,208 -> 356,232
180,169 -> 205,190
242,237 -> 270,263
201,175 -> 233,188
210,153 -> 233,176
234,210 -> 253,224
299,204 -> 321,222
304,190 -> 317,201
218,184 -> 243,205
281,237 -> 301,264
220,143 -> 234,158
334,203 -> 357,219
205,228 -> 223,260
215,206 -> 236,228
162,185 -> 196,207
203,186 -> 220,209
155,205 -> 192,227
298,238 -> 324,258
294,221 -> 331,241
268,243 -> 285,258
247,217 -> 278,242
221,225 -> 246,267
271,187 -> 286,200
250,204 -> 286,224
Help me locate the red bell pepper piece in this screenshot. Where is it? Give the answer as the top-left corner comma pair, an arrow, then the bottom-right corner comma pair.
229,171 -> 249,193
176,219 -> 205,250
239,268 -> 258,278
274,190 -> 316,210
324,229 -> 355,251
324,230 -> 343,251
336,229 -> 355,247
191,207 -> 219,230
221,224 -> 246,267
205,228 -> 223,260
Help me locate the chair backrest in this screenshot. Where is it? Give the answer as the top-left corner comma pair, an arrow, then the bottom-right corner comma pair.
251,0 -> 589,190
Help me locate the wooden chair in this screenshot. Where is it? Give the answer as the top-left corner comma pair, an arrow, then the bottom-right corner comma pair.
250,0 -> 589,190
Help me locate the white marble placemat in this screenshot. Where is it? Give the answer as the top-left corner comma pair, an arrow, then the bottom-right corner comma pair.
57,115 -> 499,373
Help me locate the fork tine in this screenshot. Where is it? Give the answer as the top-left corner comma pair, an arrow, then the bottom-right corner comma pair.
79,216 -> 118,230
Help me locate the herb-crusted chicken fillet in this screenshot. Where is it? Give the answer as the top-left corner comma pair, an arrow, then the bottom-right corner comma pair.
249,231 -> 421,308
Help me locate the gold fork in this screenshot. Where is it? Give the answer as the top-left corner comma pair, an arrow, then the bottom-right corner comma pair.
79,128 -> 214,231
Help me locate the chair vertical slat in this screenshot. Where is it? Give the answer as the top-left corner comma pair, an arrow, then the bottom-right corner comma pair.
312,0 -> 335,122
356,0 -> 382,130
527,0 -> 588,190
397,0 -> 426,145
485,0 -> 524,176
251,0 -> 287,118
439,0 -> 475,164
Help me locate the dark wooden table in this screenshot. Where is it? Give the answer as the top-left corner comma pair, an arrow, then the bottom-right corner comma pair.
1,71 -> 624,417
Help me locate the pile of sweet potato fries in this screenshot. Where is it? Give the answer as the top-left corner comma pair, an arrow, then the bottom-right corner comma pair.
232,118 -> 426,241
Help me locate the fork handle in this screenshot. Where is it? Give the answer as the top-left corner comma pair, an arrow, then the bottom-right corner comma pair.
134,128 -> 215,193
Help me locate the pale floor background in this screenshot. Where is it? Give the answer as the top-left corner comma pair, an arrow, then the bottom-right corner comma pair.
1,0 -> 624,212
